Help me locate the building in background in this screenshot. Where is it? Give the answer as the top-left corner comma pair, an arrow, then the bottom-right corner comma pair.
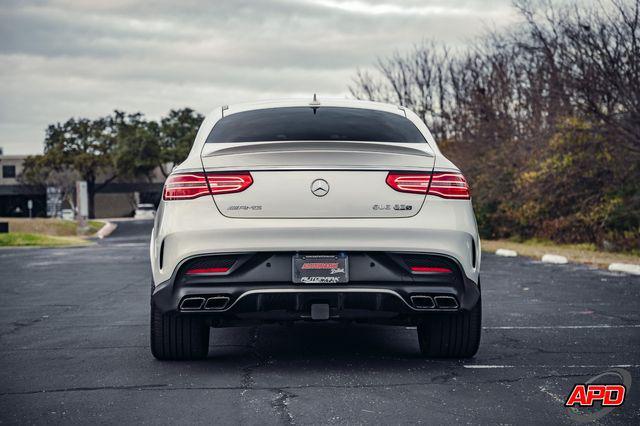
0,155 -> 42,217
0,154 -> 164,218
0,155 -> 25,186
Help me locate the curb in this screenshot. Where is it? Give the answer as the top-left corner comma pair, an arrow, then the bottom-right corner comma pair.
541,254 -> 568,264
608,263 -> 640,276
96,222 -> 118,239
495,248 -> 518,257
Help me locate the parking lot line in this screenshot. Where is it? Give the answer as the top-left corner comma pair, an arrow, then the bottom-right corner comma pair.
463,364 -> 640,369
484,324 -> 640,330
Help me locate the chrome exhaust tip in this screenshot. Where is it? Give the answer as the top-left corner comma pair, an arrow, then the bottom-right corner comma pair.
180,297 -> 206,310
410,295 -> 435,309
204,296 -> 230,310
434,296 -> 459,309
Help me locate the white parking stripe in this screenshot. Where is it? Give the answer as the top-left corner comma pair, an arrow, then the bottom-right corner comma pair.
484,324 -> 640,330
463,364 -> 640,369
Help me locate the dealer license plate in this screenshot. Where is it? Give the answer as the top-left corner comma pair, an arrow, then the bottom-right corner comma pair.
292,254 -> 349,284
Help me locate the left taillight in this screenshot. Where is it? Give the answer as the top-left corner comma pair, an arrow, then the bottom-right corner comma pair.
163,172 -> 253,201
386,171 -> 470,199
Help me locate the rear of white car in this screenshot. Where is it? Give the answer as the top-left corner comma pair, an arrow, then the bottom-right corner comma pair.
150,99 -> 481,360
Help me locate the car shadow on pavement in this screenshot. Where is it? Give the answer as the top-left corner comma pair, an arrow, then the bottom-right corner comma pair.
207,323 -> 428,363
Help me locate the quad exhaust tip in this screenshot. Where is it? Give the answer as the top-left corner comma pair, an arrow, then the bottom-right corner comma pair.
180,296 -> 230,311
434,296 -> 459,309
180,297 -> 206,310
410,295 -> 459,310
204,296 -> 230,310
410,295 -> 435,309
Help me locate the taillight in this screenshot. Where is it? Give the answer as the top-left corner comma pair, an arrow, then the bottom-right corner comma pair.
428,172 -> 470,199
208,173 -> 253,194
386,171 -> 470,199
163,172 -> 253,200
385,173 -> 431,194
163,174 -> 210,200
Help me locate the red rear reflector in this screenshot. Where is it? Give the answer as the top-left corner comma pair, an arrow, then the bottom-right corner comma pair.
186,267 -> 230,275
163,172 -> 253,200
410,266 -> 452,273
386,172 -> 470,199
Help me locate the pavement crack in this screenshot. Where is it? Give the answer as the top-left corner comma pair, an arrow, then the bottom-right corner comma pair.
538,386 -> 567,405
588,308 -> 637,324
430,371 -> 457,384
1,384 -> 169,395
0,316 -> 48,339
271,388 -> 296,425
4,374 -> 586,397
474,373 -> 585,384
240,326 -> 263,393
88,276 -> 148,302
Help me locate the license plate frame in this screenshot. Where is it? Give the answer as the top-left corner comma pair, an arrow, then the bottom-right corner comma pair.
292,254 -> 349,284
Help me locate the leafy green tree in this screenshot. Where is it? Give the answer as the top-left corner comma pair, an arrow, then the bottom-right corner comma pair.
111,111 -> 161,180
40,117 -> 116,218
25,112 -> 162,218
23,108 -> 202,218
158,108 -> 204,176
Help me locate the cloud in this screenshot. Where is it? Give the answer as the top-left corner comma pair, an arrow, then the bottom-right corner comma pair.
304,0 -> 507,16
0,0 -> 518,154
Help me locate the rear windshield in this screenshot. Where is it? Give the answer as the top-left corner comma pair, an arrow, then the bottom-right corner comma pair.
206,107 -> 426,143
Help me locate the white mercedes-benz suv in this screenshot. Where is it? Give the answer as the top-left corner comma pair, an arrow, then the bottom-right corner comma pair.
150,98 -> 481,360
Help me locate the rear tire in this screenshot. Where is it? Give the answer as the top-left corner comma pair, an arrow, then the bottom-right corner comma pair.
150,302 -> 210,360
417,297 -> 481,358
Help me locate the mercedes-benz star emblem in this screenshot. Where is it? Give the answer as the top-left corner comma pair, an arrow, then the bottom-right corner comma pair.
310,179 -> 330,197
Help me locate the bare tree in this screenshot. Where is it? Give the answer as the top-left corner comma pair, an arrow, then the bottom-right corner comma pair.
350,42 -> 451,141
349,0 -> 640,249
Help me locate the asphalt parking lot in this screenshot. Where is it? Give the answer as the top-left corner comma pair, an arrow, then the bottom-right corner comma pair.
0,220 -> 638,424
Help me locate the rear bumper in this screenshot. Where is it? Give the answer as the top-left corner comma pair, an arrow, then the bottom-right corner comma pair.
151,251 -> 481,324
152,196 -> 481,285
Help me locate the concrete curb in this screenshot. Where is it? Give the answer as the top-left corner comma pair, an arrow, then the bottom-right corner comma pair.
541,254 -> 568,264
495,248 -> 518,257
96,222 -> 117,239
608,263 -> 640,275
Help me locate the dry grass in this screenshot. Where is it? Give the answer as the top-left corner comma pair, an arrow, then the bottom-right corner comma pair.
0,218 -> 104,236
482,239 -> 640,268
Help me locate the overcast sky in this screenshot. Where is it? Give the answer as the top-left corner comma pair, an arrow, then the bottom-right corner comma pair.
0,0 -> 521,155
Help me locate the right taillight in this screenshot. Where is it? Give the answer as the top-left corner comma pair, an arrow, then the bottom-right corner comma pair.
163,172 -> 253,200
386,171 -> 470,199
